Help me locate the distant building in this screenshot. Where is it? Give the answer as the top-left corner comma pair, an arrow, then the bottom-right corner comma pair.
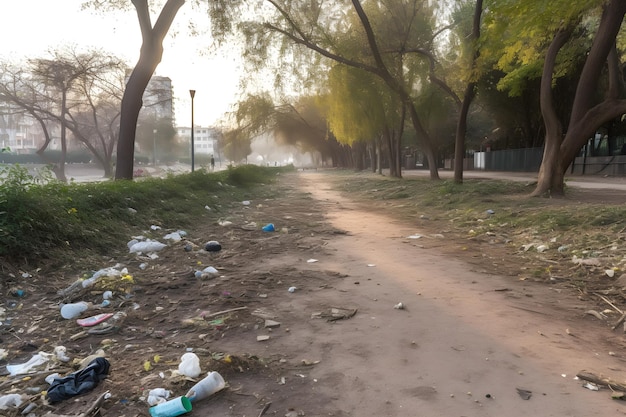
176,126 -> 217,155
137,74 -> 174,122
0,105 -> 63,153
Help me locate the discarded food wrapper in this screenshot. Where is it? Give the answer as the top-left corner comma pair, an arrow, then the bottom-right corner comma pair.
262,223 -> 275,232
288,286 -> 297,293
307,259 -> 318,263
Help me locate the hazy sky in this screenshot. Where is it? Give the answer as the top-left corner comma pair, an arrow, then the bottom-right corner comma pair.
0,1 -> 243,126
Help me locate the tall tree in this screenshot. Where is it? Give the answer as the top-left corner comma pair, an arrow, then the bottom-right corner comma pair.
0,50 -> 125,180
533,0 -> 626,196
244,0 -> 442,179
483,0 -> 626,196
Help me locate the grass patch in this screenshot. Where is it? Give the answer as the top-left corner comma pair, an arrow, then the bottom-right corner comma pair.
0,164 -> 294,269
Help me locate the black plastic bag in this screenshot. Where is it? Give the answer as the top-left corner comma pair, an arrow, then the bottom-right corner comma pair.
47,357 -> 110,403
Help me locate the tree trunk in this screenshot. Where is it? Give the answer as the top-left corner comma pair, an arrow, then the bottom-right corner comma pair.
532,28 -> 571,197
453,0 -> 482,184
533,0 -> 626,196
115,0 -> 185,180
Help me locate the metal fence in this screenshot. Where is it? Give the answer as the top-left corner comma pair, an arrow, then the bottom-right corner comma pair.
475,147 -> 544,172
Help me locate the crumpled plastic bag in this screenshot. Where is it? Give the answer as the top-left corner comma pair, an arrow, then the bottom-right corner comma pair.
6,352 -> 53,376
147,388 -> 171,405
178,353 -> 201,378
46,357 -> 110,403
129,241 -> 167,254
0,393 -> 23,410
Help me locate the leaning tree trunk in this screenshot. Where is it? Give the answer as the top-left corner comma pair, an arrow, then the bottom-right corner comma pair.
531,28 -> 571,197
534,0 -> 626,196
115,0 -> 184,180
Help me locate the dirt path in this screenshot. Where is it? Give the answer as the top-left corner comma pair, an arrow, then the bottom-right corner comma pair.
5,170 -> 626,417
295,172 -> 626,416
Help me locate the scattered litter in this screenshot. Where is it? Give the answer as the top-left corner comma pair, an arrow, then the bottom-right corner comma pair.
205,205 -> 212,210
205,240 -> 222,252
367,264 -> 376,267
54,346 -> 71,362
288,286 -> 297,293
241,222 -> 258,231
0,394 -> 23,410
77,313 -> 115,327
572,256 -> 601,266
307,259 -> 318,263
314,307 -> 358,322
394,302 -> 405,310
407,234 -> 422,239
606,269 -> 616,278
130,240 -> 167,254
60,301 -> 90,319
218,220 -> 233,226
149,395 -> 192,417
242,200 -> 251,206
536,245 -> 549,253
178,352 -> 201,378
163,232 -> 183,242
185,371 -> 226,402
486,209 -> 495,215
583,382 -> 599,391
6,352 -> 53,376
87,312 -> 127,335
196,266 -> 219,279
262,223 -> 275,232
47,357 -> 110,403
257,335 -> 271,342
516,388 -> 532,400
264,320 -> 281,328
585,310 -> 606,320
147,388 -> 171,406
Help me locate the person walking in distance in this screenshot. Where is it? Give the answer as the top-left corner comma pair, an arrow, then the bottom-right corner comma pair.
210,155 -> 215,171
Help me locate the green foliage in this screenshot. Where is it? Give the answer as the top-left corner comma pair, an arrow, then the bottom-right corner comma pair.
0,164 -> 291,266
482,0 -> 603,96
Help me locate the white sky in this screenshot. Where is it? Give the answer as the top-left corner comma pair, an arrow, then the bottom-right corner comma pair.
0,0 -> 244,127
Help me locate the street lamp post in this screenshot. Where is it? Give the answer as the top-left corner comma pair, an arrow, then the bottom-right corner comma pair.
190,89 -> 196,172
153,129 -> 157,166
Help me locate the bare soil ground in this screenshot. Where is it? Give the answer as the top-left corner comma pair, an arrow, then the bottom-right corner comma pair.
2,170 -> 626,417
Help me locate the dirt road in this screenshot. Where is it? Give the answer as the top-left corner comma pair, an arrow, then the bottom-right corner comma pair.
293,172 -> 626,416
5,170 -> 626,417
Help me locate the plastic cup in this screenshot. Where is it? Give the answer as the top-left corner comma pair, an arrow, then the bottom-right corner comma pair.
149,396 -> 192,417
185,371 -> 226,402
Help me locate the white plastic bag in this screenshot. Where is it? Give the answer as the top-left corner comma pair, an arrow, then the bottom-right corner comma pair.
178,352 -> 201,378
